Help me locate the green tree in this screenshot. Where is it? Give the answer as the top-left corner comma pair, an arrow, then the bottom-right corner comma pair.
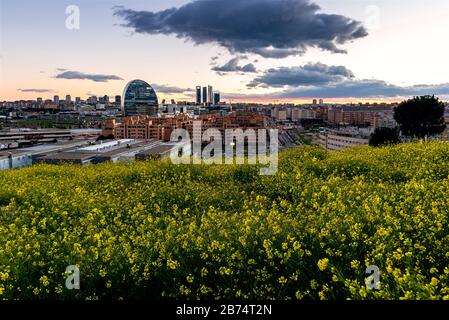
369,127 -> 400,147
394,95 -> 446,139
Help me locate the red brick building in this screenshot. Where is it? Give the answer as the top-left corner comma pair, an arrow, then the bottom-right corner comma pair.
102,113 -> 265,141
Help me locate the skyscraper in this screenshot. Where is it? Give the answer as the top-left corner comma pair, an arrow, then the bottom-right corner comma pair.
123,79 -> 159,116
196,86 -> 202,105
54,95 -> 60,105
214,92 -> 220,105
202,87 -> 207,105
65,95 -> 71,104
208,85 -> 213,104
75,97 -> 81,105
90,96 -> 98,105
115,95 -> 121,107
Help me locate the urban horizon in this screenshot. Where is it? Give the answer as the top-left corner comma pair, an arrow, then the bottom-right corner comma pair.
3,88 -> 448,106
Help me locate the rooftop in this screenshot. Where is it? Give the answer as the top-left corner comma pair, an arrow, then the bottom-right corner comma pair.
137,144 -> 176,156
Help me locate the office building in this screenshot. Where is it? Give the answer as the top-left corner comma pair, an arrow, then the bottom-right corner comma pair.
196,86 -> 202,105
202,87 -> 207,105
115,95 -> 121,107
213,92 -> 220,105
65,95 -> 71,104
207,85 -> 213,104
54,95 -> 60,105
123,79 -> 159,116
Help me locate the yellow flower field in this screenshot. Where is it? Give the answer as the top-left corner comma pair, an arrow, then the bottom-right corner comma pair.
1,142 -> 449,300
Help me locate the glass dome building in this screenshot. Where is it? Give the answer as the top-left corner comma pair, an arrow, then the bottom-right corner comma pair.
122,80 -> 159,116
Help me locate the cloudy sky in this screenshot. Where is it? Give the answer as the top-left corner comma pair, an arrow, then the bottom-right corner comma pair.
1,0 -> 449,103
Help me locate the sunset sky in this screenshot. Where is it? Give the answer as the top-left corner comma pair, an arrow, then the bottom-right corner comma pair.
1,0 -> 449,103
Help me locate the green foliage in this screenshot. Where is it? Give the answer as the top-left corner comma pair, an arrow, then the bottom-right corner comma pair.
1,142 -> 449,300
369,127 -> 400,147
394,95 -> 446,139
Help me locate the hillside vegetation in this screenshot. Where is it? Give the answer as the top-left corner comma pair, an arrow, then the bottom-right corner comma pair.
1,142 -> 449,300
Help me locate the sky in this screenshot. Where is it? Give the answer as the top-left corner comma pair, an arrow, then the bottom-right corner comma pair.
1,0 -> 449,104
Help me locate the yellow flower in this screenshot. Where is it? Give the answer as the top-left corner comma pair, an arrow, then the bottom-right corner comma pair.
0,272 -> 9,281
430,277 -> 439,287
278,276 -> 287,284
186,275 -> 194,283
317,258 -> 329,271
167,259 -> 179,270
295,291 -> 304,299
99,269 -> 107,277
293,241 -> 301,251
40,276 -> 49,287
350,260 -> 360,270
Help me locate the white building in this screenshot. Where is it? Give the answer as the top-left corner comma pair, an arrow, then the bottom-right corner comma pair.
271,109 -> 287,121
0,139 -> 95,170
374,112 -> 398,129
290,108 -> 316,121
319,128 -> 372,151
0,152 -> 33,170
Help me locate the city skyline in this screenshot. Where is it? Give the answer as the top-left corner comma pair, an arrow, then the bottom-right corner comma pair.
1,0 -> 449,103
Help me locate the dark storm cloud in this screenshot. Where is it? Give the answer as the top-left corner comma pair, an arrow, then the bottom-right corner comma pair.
113,0 -> 368,58
217,61 -> 449,99
152,84 -> 192,94
275,80 -> 449,99
55,71 -> 123,82
17,88 -> 55,93
241,62 -> 449,98
248,62 -> 355,88
212,57 -> 257,74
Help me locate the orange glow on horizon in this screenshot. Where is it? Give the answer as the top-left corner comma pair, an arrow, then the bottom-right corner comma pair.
222,97 -> 404,105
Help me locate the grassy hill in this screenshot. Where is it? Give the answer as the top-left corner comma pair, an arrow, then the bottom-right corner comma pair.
1,142 -> 449,300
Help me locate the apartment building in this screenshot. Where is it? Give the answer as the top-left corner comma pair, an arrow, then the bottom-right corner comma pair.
327,105 -> 396,127
103,113 -> 265,142
319,128 -> 372,151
